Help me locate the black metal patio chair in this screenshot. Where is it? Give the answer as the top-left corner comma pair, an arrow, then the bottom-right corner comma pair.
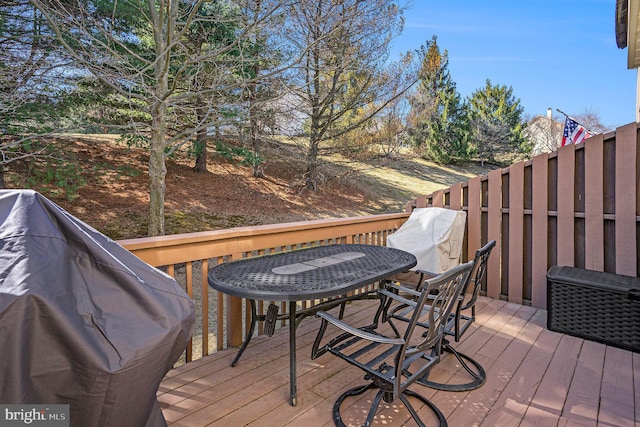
311,261 -> 473,427
384,239 -> 496,391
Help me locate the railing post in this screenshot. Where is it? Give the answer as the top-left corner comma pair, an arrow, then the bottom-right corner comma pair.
615,123 -> 638,276
227,252 -> 245,348
508,162 -> 524,304
531,153 -> 549,308
226,295 -> 244,348
557,145 -> 576,267
584,134 -> 605,272
466,176 -> 482,257
486,169 -> 502,299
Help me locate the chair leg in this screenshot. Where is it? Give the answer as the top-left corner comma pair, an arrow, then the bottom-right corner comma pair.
418,343 -> 486,391
332,383 -> 377,427
333,383 -> 447,427
378,292 -> 403,337
402,390 -> 447,427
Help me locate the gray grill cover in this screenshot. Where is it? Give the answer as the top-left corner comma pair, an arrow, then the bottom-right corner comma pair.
0,190 -> 195,426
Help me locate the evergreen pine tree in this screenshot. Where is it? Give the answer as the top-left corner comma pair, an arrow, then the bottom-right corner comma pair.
406,36 -> 469,164
467,79 -> 529,166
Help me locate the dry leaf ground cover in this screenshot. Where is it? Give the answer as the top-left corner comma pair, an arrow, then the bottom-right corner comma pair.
12,135 -> 492,239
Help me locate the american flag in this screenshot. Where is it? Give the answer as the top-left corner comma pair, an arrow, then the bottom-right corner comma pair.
561,116 -> 593,146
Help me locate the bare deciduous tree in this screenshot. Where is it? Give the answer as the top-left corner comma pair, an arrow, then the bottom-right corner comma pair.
30,0 -> 296,235
285,0 -> 409,190
0,0 -> 78,187
335,50 -> 418,160
573,107 -> 610,134
524,111 -> 563,155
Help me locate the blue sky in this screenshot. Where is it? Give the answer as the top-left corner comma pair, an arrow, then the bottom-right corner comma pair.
390,0 -> 635,128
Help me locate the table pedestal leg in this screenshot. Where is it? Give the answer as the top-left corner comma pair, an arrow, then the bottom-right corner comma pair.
231,299 -> 257,367
289,301 -> 297,406
230,299 -> 299,406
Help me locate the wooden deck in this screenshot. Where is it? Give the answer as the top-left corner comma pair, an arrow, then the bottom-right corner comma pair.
158,296 -> 639,426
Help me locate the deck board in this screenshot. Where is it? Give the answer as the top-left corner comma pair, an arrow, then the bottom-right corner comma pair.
600,346 -> 636,426
158,296 -> 639,426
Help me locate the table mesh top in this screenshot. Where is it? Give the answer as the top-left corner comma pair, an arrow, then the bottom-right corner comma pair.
207,244 -> 417,300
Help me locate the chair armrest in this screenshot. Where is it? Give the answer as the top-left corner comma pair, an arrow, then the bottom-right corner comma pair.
378,289 -> 419,308
385,281 -> 421,297
415,269 -> 438,278
388,277 -> 464,303
316,311 -> 405,345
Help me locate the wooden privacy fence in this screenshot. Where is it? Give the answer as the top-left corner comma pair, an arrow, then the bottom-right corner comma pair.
407,122 -> 640,309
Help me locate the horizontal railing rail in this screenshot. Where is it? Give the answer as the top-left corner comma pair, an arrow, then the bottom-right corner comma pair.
119,213 -> 409,363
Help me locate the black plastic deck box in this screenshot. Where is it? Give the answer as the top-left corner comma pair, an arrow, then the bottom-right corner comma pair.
546,266 -> 640,353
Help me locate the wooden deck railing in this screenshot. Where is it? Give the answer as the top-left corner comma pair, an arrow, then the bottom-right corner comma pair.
119,213 -> 409,362
406,122 -> 640,309
118,121 -> 639,367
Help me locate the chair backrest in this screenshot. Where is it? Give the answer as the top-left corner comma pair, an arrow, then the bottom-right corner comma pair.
396,261 -> 473,387
387,208 -> 467,274
460,240 -> 496,310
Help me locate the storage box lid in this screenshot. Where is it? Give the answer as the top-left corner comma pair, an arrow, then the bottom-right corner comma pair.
547,265 -> 640,294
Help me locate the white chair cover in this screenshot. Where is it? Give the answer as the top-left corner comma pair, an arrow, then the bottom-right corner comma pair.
387,207 -> 466,274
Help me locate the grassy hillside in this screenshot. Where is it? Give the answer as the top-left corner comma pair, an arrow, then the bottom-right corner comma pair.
10,135 -> 493,239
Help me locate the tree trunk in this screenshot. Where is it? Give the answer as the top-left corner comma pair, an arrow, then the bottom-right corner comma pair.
148,101 -> 167,236
248,80 -> 264,178
146,0 -> 179,237
193,58 -> 207,174
148,30 -> 170,237
305,92 -> 321,190
193,127 -> 207,174
305,137 -> 319,190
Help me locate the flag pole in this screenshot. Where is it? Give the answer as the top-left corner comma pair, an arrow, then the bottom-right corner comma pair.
555,108 -> 596,134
